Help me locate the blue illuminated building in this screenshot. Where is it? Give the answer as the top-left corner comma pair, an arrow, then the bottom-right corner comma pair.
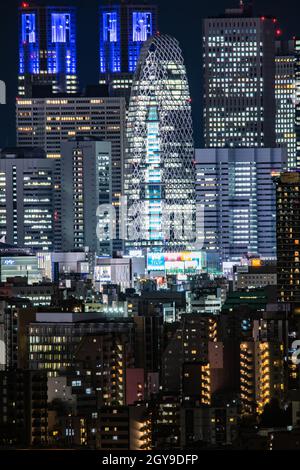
145,106 -> 163,242
99,1 -> 157,101
19,4 -> 78,96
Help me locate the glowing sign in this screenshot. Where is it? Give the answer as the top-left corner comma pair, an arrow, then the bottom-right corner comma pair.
3,259 -> 15,266
251,259 -> 262,267
147,253 -> 165,271
147,252 -> 204,273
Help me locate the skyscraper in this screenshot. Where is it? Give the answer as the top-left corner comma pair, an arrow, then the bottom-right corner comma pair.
16,96 -> 126,252
60,138 -> 112,256
275,40 -> 296,169
203,3 -> 276,148
275,172 -> 300,304
294,38 -> 300,167
19,3 -> 78,97
99,0 -> 157,101
195,148 -> 286,270
125,34 -> 195,253
0,147 -> 54,252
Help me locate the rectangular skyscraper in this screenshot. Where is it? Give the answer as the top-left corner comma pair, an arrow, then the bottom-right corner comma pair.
16,96 -> 126,253
294,38 -> 300,167
0,147 -> 54,252
99,1 -> 157,101
195,148 -> 286,271
203,3 -> 276,148
60,139 -> 112,256
275,40 -> 296,169
275,172 -> 300,305
19,3 -> 78,97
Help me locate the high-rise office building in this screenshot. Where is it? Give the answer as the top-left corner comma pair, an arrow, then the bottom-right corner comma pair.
16,96 -> 126,252
203,3 -> 276,148
60,138 -> 112,255
294,38 -> 300,167
125,34 -> 195,253
275,40 -> 296,169
195,148 -> 286,270
0,147 -> 54,252
275,172 -> 300,304
99,0 -> 157,101
19,3 -> 78,97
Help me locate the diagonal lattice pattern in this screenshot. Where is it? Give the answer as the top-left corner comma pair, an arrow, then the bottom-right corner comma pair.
125,34 -> 196,253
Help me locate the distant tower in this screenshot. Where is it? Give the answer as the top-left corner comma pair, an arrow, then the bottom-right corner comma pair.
125,34 -> 195,253
203,5 -> 276,148
18,2 -> 78,97
294,37 -> 300,167
275,172 -> 300,304
99,0 -> 158,102
275,40 -> 296,169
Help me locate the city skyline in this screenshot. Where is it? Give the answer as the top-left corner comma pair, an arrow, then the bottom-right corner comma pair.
1,0 -> 300,456
1,0 -> 300,147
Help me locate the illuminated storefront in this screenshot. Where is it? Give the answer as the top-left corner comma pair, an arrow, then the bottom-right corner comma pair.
147,252 -> 205,274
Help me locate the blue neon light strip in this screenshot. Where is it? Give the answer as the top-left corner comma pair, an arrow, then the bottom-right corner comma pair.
129,11 -> 153,72
100,10 -> 121,73
47,10 -> 76,75
20,13 -> 39,74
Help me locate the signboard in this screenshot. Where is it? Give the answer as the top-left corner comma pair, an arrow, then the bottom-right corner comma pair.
147,252 -> 204,274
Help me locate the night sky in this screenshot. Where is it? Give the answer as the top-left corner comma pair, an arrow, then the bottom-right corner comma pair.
0,0 -> 299,148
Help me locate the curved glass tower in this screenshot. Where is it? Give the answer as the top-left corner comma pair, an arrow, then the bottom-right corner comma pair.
125,34 -> 195,253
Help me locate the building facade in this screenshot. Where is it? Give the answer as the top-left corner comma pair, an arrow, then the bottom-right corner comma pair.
16,96 -> 126,253
99,1 -> 157,102
294,37 -> 300,168
60,138 -> 112,255
240,340 -> 285,415
125,34 -> 195,253
195,148 -> 286,270
275,40 -> 296,169
0,147 -> 54,252
19,3 -> 78,97
203,4 -> 276,148
275,172 -> 300,304
0,369 -> 48,447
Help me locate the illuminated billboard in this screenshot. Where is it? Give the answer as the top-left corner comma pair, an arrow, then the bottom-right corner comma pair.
147,253 -> 165,271
147,252 -> 204,274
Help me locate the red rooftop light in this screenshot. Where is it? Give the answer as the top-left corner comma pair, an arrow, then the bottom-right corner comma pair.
276,28 -> 282,36
22,2 -> 29,8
